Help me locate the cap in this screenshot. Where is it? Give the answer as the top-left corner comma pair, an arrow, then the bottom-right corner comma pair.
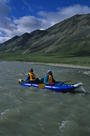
47,70 -> 53,74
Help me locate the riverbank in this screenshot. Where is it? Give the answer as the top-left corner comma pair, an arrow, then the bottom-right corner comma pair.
0,53 -> 90,67
46,63 -> 90,69
46,63 -> 90,76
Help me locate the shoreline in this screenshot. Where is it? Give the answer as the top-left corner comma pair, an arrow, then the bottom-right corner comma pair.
45,63 -> 90,70
46,63 -> 90,76
25,61 -> 90,70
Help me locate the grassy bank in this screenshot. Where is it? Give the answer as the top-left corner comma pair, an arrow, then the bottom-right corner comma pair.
0,53 -> 90,66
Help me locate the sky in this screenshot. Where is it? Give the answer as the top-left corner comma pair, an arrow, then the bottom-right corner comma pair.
0,0 -> 90,43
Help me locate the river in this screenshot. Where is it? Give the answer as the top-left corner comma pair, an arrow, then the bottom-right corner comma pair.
0,61 -> 90,136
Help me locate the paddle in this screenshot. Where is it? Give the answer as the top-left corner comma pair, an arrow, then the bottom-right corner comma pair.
38,84 -> 45,88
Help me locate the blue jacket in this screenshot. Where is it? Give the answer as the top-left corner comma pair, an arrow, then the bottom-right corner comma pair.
26,74 -> 30,81
43,75 -> 50,85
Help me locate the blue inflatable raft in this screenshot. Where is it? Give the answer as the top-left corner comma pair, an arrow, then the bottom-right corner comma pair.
18,79 -> 82,92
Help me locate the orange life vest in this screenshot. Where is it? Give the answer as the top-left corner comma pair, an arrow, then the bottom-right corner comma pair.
27,72 -> 36,81
47,74 -> 53,82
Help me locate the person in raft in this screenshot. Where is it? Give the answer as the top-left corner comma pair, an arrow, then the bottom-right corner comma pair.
25,68 -> 41,83
43,70 -> 56,85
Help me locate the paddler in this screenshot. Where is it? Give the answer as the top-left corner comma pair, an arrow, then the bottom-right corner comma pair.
25,68 -> 41,83
43,70 -> 56,85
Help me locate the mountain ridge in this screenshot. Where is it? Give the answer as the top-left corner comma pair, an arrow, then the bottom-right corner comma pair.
0,13 -> 90,57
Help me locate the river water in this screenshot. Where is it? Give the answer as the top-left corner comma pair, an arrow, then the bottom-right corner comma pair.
0,61 -> 90,136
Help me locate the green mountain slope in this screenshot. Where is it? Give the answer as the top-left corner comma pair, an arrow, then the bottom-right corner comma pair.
0,14 -> 90,64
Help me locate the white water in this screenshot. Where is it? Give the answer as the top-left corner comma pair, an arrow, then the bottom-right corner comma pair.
80,86 -> 87,93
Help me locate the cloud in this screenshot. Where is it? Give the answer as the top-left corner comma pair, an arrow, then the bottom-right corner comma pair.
14,15 -> 50,34
59,5 -> 90,18
0,36 -> 11,43
38,5 -> 90,26
0,4 -> 90,43
14,16 -> 42,32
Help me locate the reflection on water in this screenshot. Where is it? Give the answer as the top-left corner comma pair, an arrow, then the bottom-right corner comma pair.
0,61 -> 90,136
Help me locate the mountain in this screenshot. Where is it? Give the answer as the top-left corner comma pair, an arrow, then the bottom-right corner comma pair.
0,14 -> 90,57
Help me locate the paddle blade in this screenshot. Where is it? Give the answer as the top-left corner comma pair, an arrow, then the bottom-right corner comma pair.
18,79 -> 22,83
38,84 -> 45,88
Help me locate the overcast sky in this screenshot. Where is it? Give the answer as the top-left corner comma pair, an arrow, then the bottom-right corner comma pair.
0,0 -> 90,43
